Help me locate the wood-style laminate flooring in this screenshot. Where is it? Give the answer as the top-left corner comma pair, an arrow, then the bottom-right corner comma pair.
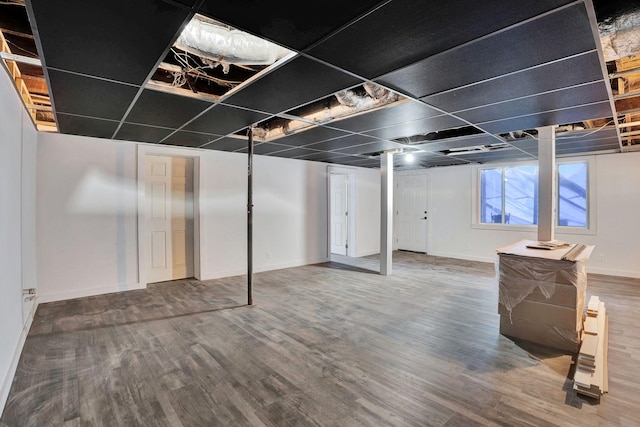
2,252 -> 639,426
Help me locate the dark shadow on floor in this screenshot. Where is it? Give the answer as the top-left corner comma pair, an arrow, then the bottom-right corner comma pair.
29,303 -> 249,338
318,260 -> 380,275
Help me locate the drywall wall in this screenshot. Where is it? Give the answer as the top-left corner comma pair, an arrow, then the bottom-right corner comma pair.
196,149 -> 333,279
252,155 -> 330,273
36,133 -> 140,302
21,105 -> 38,325
0,67 -> 38,415
36,133 -> 380,301
355,167 -> 381,257
410,152 -> 640,278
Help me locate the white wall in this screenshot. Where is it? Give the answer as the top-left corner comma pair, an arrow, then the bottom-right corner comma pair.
354,167 -> 381,257
407,152 -> 640,278
36,133 -> 140,301
21,104 -> 38,324
0,67 -> 38,415
35,134 -> 381,301
199,151 -> 332,279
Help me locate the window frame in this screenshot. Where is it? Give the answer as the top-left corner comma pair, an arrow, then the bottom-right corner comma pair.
555,158 -> 595,235
472,157 -> 595,235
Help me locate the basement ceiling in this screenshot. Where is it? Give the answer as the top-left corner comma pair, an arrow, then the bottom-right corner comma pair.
2,0 -> 639,169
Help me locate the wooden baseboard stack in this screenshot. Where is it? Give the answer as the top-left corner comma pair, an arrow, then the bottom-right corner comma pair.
573,295 -> 609,399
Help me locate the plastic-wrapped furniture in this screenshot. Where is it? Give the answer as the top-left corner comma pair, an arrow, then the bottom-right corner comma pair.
496,239 -> 594,352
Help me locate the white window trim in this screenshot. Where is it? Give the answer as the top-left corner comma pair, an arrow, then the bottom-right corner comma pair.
471,156 -> 596,235
556,157 -> 596,236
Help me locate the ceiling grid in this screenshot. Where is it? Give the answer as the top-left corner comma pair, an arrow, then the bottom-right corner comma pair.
0,0 -> 636,169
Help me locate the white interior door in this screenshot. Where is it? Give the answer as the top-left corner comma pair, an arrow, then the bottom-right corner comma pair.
171,157 -> 194,280
146,155 -> 173,283
330,173 -> 349,255
397,174 -> 428,253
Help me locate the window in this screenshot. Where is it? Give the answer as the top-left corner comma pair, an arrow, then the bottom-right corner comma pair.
557,162 -> 587,227
479,161 -> 588,227
480,165 -> 538,225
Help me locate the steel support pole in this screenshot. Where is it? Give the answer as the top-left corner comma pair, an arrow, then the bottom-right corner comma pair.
247,128 -> 254,305
380,152 -> 393,276
537,125 -> 556,242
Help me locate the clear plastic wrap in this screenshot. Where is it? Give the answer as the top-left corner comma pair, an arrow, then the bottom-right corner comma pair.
497,254 -> 587,314
495,240 -> 592,351
499,315 -> 581,352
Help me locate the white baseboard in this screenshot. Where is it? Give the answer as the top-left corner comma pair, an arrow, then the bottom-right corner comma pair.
0,299 -> 37,418
38,282 -> 146,303
586,266 -> 640,279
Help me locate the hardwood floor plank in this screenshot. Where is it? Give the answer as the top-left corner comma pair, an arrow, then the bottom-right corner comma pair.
2,252 -> 640,426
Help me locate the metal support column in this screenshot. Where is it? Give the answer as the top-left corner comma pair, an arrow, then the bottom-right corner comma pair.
380,151 -> 393,276
537,125 -> 556,242
247,128 -> 254,305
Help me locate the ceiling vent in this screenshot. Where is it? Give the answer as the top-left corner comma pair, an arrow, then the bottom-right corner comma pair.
441,142 -> 511,156
394,126 -> 484,145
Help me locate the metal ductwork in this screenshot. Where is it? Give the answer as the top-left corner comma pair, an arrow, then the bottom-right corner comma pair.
255,84 -> 402,141
175,16 -> 292,69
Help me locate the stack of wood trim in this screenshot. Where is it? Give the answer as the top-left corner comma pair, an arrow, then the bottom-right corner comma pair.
573,295 -> 609,399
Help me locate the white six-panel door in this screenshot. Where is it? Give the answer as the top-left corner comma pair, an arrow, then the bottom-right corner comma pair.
171,157 -> 194,280
145,155 -> 194,283
145,155 -> 173,283
146,155 -> 173,283
396,174 -> 429,253
330,173 -> 349,256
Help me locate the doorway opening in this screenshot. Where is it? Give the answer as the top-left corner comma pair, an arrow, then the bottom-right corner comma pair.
327,167 -> 356,262
144,155 -> 195,283
330,173 -> 349,256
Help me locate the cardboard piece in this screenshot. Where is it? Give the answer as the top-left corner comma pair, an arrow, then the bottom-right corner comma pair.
516,281 -> 580,308
584,316 -> 598,335
499,315 -> 580,352
574,295 -> 608,399
496,239 -> 593,352
498,299 -> 584,331
497,239 -> 595,261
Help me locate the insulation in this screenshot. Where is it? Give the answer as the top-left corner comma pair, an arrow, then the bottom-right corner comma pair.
175,17 -> 291,67
598,7 -> 640,61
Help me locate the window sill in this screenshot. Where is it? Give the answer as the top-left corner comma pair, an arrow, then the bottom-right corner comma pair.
472,223 -> 595,236
472,223 -> 536,232
556,226 -> 596,236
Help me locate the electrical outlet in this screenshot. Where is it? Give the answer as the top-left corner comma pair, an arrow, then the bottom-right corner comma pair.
599,254 -> 605,262
266,251 -> 271,259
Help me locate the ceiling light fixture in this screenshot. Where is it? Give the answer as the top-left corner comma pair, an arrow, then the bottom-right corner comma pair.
405,153 -> 415,163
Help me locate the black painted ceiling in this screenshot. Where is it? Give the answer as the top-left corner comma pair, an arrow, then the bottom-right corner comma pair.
24,0 -> 623,169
